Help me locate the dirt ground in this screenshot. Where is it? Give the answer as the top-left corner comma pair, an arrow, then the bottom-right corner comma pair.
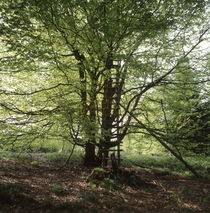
0,159 -> 210,213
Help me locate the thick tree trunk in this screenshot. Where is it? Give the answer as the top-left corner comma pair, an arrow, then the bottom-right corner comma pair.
84,76 -> 97,167
102,146 -> 109,167
100,72 -> 114,166
84,58 -> 124,167
84,142 -> 96,167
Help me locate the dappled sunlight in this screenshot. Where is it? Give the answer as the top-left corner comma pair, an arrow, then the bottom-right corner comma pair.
0,0 -> 209,212
182,202 -> 202,211
0,159 -> 209,212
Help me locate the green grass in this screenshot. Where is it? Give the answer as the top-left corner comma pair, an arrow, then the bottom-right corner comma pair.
0,143 -> 209,178
0,138 -> 84,165
0,138 -> 74,154
0,151 -> 28,160
32,139 -> 72,153
0,149 -> 83,166
42,151 -> 83,165
122,152 -> 210,178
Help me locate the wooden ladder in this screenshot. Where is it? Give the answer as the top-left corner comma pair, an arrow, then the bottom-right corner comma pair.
109,142 -> 123,166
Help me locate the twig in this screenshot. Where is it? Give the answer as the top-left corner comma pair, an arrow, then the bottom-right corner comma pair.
59,143 -> 76,169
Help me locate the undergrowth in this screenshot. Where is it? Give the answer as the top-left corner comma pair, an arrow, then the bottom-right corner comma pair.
0,149 -> 209,178
122,152 -> 210,178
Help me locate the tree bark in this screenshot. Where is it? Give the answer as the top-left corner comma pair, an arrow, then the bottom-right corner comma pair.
84,142 -> 96,167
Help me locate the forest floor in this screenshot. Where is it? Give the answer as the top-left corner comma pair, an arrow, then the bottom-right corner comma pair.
0,159 -> 210,213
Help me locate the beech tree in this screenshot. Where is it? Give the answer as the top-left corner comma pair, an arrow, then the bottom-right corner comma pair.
0,0 -> 209,169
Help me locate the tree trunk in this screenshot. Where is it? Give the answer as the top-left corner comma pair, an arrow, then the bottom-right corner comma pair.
83,72 -> 98,167
84,142 -> 96,167
110,153 -> 118,174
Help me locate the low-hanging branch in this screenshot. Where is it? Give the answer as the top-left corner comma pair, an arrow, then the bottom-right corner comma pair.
0,83 -> 72,96
120,103 -> 202,178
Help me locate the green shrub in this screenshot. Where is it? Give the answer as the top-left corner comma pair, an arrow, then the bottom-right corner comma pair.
93,167 -> 106,172
51,184 -> 65,195
77,192 -> 97,203
100,178 -> 117,190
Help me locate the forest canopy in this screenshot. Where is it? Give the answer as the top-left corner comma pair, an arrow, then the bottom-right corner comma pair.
0,0 -> 209,174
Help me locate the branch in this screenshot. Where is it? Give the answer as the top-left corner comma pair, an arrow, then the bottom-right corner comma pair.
120,26 -> 210,131
120,103 -> 202,178
0,83 -> 72,96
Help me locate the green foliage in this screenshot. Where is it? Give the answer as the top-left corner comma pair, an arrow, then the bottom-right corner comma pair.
123,135 -> 166,155
122,153 -> 210,177
77,192 -> 97,203
30,160 -> 39,166
43,151 -> 82,165
180,101 -> 210,154
93,167 -> 106,172
87,168 -> 119,190
51,184 -> 65,196
99,178 -> 117,190
0,148 -> 83,166
0,0 -> 209,171
0,151 -> 29,161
